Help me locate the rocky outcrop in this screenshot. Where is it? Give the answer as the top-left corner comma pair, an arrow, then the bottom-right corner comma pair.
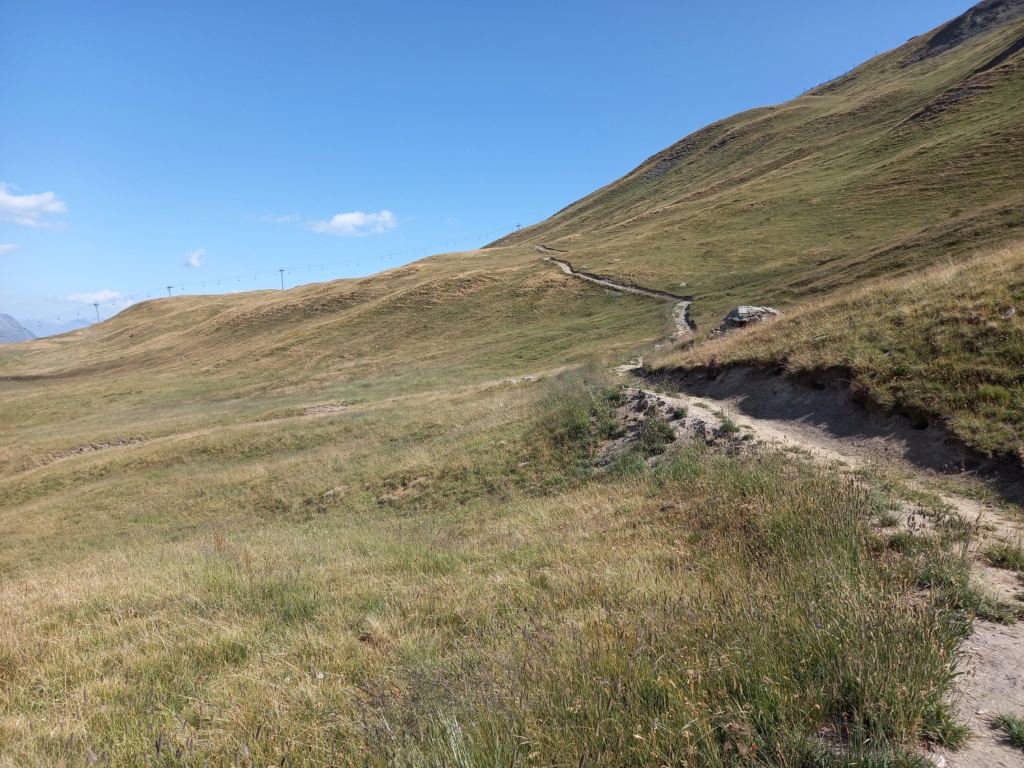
719,306 -> 781,332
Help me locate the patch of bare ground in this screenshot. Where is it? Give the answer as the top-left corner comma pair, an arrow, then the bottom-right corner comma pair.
938,612 -> 1024,767
658,366 -> 1022,483
597,387 -> 750,465
43,437 -> 147,464
631,365 -> 1024,767
302,402 -> 348,415
941,499 -> 1024,768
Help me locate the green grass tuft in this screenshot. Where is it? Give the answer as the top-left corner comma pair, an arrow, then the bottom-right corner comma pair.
921,700 -> 972,749
993,713 -> 1024,750
984,542 -> 1024,571
539,367 -> 624,469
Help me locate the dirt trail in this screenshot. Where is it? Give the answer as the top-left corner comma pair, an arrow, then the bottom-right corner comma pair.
540,253 -> 696,342
631,375 -> 1024,767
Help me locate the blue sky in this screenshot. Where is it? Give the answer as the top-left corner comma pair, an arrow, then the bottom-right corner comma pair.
2,0 -> 972,327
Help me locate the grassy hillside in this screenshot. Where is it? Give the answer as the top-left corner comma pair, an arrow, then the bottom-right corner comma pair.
2,2 -> 1022,765
0,255 -> 666,482
0,257 -> 985,764
0,252 -> 986,765
0,358 -> 984,766
491,2 -> 1024,330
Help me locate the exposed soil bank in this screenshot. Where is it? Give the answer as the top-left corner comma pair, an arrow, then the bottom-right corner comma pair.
652,363 -> 1024,500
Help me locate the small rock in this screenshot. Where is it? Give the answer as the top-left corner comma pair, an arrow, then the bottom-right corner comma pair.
720,306 -> 781,332
1002,306 -> 1016,319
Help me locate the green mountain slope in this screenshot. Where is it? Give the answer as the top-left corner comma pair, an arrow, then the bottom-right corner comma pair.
491,0 -> 1024,328
1,4 -> 1022,765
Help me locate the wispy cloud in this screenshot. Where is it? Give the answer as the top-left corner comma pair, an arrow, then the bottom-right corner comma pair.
0,243 -> 16,255
306,210 -> 397,237
66,290 -> 132,308
251,213 -> 301,223
185,248 -> 205,268
0,182 -> 67,228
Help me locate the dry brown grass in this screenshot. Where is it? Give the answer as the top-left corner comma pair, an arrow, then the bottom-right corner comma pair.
0,359 -> 981,766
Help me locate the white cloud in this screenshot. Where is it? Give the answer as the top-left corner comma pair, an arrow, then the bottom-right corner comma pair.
0,243 -> 16,255
253,213 -> 300,223
185,248 -> 205,267
66,290 -> 123,305
0,182 -> 67,228
306,210 -> 398,237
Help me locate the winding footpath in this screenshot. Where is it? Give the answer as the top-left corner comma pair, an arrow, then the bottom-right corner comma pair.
540,250 -> 696,342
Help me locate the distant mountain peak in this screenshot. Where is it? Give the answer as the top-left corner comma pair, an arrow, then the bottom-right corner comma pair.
0,313 -> 36,344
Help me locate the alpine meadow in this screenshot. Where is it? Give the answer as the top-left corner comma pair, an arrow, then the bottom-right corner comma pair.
2,2 -> 1024,766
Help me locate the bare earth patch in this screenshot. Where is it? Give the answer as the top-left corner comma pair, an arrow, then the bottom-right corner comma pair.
44,437 -> 147,464
942,623 -> 1024,767
302,403 -> 349,415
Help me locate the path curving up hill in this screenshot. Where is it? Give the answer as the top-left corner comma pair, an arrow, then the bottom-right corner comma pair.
540,251 -> 696,341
